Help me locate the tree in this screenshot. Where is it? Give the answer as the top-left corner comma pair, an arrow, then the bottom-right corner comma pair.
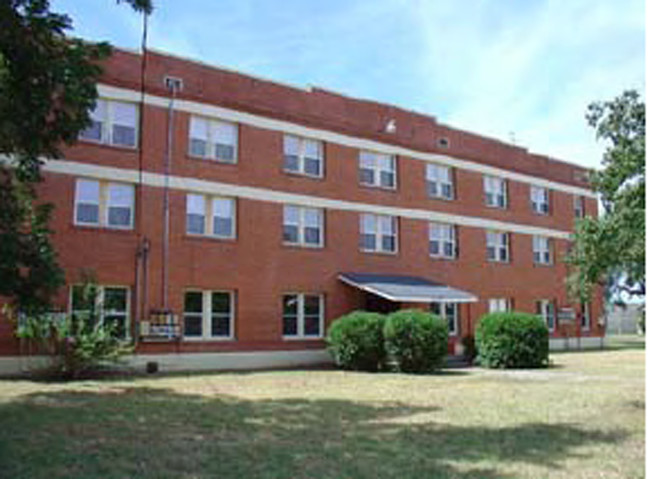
0,0 -> 151,313
566,90 -> 645,303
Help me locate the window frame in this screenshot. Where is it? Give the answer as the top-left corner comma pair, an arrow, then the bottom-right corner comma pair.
532,235 -> 553,265
74,179 -> 135,230
359,213 -> 398,254
530,186 -> 550,215
483,175 -> 508,209
486,230 -> 510,263
182,289 -> 236,341
430,301 -> 460,336
188,115 -> 239,164
78,99 -> 139,149
574,195 -> 585,218
426,163 -> 454,200
536,299 -> 556,332
581,303 -> 591,331
359,150 -> 397,190
488,298 -> 511,313
283,205 -> 324,248
429,222 -> 457,259
283,134 -> 324,179
282,293 -> 325,340
185,193 -> 236,239
68,284 -> 131,339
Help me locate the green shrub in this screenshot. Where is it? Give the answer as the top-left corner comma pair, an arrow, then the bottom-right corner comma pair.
326,311 -> 386,371
384,309 -> 448,373
475,312 -> 549,368
461,335 -> 477,364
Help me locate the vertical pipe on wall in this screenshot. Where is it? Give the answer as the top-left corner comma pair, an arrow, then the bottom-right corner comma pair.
161,84 -> 178,311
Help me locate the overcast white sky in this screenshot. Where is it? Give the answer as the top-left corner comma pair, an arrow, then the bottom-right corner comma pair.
54,0 -> 645,169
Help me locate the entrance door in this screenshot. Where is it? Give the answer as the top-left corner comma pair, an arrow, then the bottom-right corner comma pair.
364,293 -> 400,314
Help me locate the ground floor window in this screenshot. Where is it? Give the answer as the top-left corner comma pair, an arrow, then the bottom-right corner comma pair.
581,303 -> 590,330
488,298 -> 511,313
430,302 -> 459,336
282,293 -> 324,339
536,299 -> 556,331
183,290 -> 235,340
70,285 -> 130,338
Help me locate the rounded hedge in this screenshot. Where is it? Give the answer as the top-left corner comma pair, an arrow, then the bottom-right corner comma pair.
326,311 -> 386,371
384,309 -> 448,373
475,312 -> 549,368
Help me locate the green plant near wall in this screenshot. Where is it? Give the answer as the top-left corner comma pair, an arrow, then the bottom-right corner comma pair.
326,311 -> 386,371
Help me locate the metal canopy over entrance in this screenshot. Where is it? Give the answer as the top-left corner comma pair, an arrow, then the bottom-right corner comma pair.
339,273 -> 478,304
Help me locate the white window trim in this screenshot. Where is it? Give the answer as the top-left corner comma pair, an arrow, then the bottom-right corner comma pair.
188,115 -> 239,163
283,135 -> 324,178
484,175 -> 508,209
359,151 -> 397,190
185,193 -> 236,239
429,222 -> 457,259
74,178 -> 135,230
431,302 -> 459,336
69,285 -> 131,339
530,186 -> 550,215
537,299 -> 556,332
79,99 -> 139,149
581,303 -> 591,331
360,213 -> 398,254
283,205 -> 324,248
533,236 -> 553,265
574,195 -> 585,218
282,293 -> 325,340
488,298 -> 511,313
426,163 -> 454,200
486,231 -> 509,263
182,290 -> 235,341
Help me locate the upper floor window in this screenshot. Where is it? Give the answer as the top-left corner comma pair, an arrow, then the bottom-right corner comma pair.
533,236 -> 553,265
360,213 -> 397,253
189,116 -> 238,163
530,186 -> 550,215
429,222 -> 457,259
183,290 -> 234,340
79,99 -> 138,148
488,298 -> 511,313
359,151 -> 396,189
74,179 -> 134,229
430,302 -> 459,336
536,299 -> 556,331
70,285 -> 130,338
426,163 -> 454,200
186,194 -> 236,239
282,293 -> 324,339
283,205 -> 324,248
284,135 -> 323,178
574,195 -> 585,218
486,231 -> 509,262
484,176 -> 507,208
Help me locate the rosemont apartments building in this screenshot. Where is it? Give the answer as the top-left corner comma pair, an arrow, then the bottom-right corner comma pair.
0,48 -> 604,374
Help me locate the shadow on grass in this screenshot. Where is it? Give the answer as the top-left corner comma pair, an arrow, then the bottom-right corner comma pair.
0,386 -> 627,479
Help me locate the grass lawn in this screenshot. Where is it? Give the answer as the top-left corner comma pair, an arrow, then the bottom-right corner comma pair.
0,341 -> 644,479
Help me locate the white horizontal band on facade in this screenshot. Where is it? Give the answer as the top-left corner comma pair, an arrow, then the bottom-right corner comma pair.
98,83 -> 597,199
44,159 -> 573,240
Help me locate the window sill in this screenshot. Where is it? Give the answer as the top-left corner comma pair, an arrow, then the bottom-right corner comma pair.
486,259 -> 510,264
428,194 -> 455,202
77,138 -> 138,152
182,336 -> 236,342
186,154 -> 238,165
283,169 -> 325,181
360,249 -> 398,256
72,223 -> 135,234
429,254 -> 456,261
485,204 -> 508,210
184,234 -> 237,243
283,242 -> 324,250
533,262 -> 554,267
359,182 -> 398,193
282,336 -> 323,341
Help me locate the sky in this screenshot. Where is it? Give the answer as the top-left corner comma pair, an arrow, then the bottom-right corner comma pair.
52,0 -> 645,169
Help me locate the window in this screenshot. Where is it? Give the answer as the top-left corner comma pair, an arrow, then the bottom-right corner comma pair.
359,151 -> 396,189
431,302 -> 459,336
530,186 -> 550,214
185,194 -> 235,238
183,290 -> 234,339
283,205 -> 324,247
484,176 -> 507,208
426,164 -> 454,200
536,299 -> 556,331
74,179 -> 134,229
282,293 -> 324,338
284,135 -> 324,177
360,213 -> 397,253
574,195 -> 585,218
533,236 -> 552,265
70,285 -> 130,338
79,99 -> 138,148
488,298 -> 511,313
486,231 -> 509,262
581,303 -> 590,330
429,222 -> 457,259
188,116 -> 238,163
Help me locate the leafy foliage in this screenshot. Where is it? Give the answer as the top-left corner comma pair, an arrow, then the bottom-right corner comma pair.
475,312 -> 549,369
566,90 -> 645,302
326,311 -> 386,371
384,309 -> 448,373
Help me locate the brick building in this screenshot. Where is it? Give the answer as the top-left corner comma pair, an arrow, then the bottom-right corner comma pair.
0,48 -> 603,373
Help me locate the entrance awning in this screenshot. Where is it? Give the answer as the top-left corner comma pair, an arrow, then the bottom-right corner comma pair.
339,273 -> 478,303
